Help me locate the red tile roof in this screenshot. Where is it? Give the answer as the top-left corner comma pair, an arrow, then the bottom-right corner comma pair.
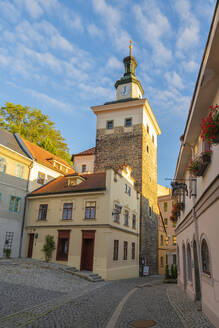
21,137 -> 74,174
72,147 -> 95,160
29,172 -> 106,196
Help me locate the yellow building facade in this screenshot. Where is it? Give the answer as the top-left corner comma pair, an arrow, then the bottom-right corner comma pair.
25,166 -> 140,280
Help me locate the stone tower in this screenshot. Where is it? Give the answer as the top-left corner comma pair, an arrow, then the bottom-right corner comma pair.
91,48 -> 161,274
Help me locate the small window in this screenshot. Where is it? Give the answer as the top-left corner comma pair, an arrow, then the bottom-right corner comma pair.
82,164 -> 86,173
164,202 -> 168,212
149,206 -> 152,216
124,210 -> 129,226
160,256 -> 164,267
85,201 -> 96,219
201,239 -> 210,275
125,118 -> 132,127
9,196 -> 21,212
0,157 -> 6,173
113,204 -> 120,223
152,135 -> 154,143
113,240 -> 119,261
164,218 -> 168,227
106,120 -> 114,129
62,203 -> 73,220
147,125 -> 149,134
146,145 -> 149,153
38,204 -> 48,220
15,164 -> 24,178
37,172 -> 45,185
123,241 -> 128,260
124,184 -> 128,193
128,186 -> 131,196
132,242 -> 135,260
132,214 -> 136,229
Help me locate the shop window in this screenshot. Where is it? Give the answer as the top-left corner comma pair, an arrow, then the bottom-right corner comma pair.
85,201 -> 96,219
62,203 -> 73,220
113,240 -> 119,261
201,239 -> 210,275
38,204 -> 48,220
173,254 -> 177,265
123,241 -> 128,260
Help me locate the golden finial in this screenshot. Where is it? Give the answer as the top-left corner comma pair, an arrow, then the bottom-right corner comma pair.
129,40 -> 133,57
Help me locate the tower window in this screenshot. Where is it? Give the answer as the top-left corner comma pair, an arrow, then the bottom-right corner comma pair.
147,125 -> 149,134
152,135 -> 154,143
146,145 -> 149,153
106,120 -> 114,129
125,118 -> 132,127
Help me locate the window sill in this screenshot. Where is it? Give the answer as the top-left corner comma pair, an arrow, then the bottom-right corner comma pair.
61,219 -> 73,221
114,220 -> 120,224
124,224 -> 129,227
56,258 -> 68,261
83,218 -> 96,220
37,219 -> 47,222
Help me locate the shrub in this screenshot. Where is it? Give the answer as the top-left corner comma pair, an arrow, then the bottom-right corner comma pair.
3,248 -> 11,258
42,235 -> 56,262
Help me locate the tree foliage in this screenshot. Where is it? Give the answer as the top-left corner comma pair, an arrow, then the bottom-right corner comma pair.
0,102 -> 72,163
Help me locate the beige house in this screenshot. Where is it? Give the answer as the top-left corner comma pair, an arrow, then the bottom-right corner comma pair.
24,165 -> 140,280
157,185 -> 176,275
173,3 -> 219,326
72,147 -> 95,173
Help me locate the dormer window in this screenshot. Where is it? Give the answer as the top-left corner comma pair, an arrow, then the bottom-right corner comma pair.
67,175 -> 86,186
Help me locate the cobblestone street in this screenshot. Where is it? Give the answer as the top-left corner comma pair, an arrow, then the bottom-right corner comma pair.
0,260 -> 215,328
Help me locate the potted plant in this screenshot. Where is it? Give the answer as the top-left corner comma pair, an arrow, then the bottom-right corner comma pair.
188,150 -> 212,177
42,235 -> 56,262
201,104 -> 219,144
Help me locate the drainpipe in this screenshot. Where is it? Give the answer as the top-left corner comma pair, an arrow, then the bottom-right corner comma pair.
19,161 -> 33,257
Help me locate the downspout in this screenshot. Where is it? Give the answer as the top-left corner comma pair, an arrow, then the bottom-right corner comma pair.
19,161 -> 33,257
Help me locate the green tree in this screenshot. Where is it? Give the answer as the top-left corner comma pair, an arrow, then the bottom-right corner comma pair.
42,235 -> 56,262
0,102 -> 72,164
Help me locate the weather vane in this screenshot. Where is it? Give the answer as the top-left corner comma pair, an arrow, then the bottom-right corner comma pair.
129,40 -> 133,57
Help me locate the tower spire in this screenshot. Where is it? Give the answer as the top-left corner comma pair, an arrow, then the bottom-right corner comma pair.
129,40 -> 133,57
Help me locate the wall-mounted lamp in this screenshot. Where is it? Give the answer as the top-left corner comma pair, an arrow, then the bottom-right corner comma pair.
112,203 -> 123,216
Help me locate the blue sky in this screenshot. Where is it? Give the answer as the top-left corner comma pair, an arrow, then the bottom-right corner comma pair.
0,0 -> 216,186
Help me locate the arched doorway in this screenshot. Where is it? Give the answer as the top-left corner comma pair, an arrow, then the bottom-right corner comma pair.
193,240 -> 201,301
182,243 -> 187,290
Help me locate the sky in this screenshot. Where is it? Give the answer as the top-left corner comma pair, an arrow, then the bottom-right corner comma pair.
0,0 -> 217,187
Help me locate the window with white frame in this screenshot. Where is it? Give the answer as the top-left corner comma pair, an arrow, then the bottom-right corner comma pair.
9,196 -> 21,212
124,210 -> 129,226
62,203 -> 73,220
85,201 -> 96,219
113,204 -> 120,223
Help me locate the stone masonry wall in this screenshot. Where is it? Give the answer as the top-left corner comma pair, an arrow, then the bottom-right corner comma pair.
94,123 -> 158,275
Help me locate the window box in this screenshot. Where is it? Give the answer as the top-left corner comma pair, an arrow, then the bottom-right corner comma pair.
188,150 -> 212,177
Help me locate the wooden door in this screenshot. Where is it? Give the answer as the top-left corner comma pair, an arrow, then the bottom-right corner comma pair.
27,233 -> 34,258
80,231 -> 95,271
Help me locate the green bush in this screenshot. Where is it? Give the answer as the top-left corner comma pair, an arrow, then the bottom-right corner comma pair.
165,264 -> 169,279
3,248 -> 11,258
42,235 -> 56,262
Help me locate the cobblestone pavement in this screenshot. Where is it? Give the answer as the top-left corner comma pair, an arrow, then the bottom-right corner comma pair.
0,259 -> 215,328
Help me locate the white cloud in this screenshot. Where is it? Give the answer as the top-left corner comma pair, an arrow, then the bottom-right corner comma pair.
134,2 -> 172,65
24,0 -> 43,19
0,0 -> 20,23
182,60 -> 199,73
106,57 -> 123,70
165,71 -> 184,89
87,24 -> 103,38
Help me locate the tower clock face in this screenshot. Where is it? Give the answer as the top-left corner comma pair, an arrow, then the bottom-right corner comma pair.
120,85 -> 130,96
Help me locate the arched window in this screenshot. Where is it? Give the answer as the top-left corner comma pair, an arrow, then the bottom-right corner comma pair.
187,243 -> 192,281
201,239 -> 210,275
